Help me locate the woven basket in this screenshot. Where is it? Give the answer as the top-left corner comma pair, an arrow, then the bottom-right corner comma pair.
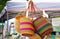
33,16 -> 53,38
20,17 -> 35,36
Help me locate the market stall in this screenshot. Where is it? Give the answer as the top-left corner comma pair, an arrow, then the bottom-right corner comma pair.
2,0 -> 60,39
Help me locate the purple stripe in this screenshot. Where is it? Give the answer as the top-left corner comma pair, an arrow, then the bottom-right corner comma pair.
20,28 -> 34,31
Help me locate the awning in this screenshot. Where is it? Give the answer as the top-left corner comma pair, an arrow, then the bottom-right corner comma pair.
6,1 -> 60,12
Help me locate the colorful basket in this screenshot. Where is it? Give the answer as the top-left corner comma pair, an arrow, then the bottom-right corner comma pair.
33,16 -> 53,38
14,14 -> 25,33
14,15 -> 21,33
20,17 -> 35,36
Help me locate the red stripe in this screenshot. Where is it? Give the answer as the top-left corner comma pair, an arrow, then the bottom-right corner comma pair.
36,19 -> 48,29
20,22 -> 32,25
42,30 -> 52,37
41,28 -> 53,36
20,28 -> 34,31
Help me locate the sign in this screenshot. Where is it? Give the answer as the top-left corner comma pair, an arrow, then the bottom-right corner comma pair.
53,26 -> 60,32
52,18 -> 60,32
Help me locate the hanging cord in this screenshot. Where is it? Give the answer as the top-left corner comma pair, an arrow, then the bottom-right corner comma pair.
28,0 -> 43,39
27,0 -> 35,20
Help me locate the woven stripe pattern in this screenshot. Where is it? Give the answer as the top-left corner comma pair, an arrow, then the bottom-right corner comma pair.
33,16 -> 53,38
20,17 -> 35,36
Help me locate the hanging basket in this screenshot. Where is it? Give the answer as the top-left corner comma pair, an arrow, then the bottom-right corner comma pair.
20,17 -> 35,36
27,0 -> 53,38
33,16 -> 53,38
14,14 -> 24,33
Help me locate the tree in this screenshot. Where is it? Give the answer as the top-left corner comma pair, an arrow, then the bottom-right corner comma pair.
0,0 -> 9,13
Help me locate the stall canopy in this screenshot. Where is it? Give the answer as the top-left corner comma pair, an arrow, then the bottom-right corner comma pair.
7,1 -> 60,12
6,1 -> 60,19
1,0 -> 60,21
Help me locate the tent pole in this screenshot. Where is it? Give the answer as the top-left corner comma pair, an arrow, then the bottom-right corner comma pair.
2,17 -> 3,39
6,11 -> 9,39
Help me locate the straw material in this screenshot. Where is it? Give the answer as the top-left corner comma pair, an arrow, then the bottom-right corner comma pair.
20,17 -> 35,36
14,15 -> 24,33
33,16 -> 53,38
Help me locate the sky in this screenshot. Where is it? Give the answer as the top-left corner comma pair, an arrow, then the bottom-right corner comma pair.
11,0 -> 60,2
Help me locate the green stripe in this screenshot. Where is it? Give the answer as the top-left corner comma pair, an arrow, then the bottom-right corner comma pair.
34,17 -> 45,25
21,18 -> 30,21
38,26 -> 52,34
38,23 -> 52,32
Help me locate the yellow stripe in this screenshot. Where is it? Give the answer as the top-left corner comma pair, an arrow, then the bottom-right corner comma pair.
21,30 -> 34,34
20,24 -> 34,29
34,17 -> 45,25
20,18 -> 31,22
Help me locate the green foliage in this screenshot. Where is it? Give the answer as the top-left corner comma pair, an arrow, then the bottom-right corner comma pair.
12,33 -> 17,35
5,33 -> 21,39
0,0 -> 9,13
5,34 -> 12,38
0,5 -> 5,13
0,0 -> 9,4
5,33 -> 17,38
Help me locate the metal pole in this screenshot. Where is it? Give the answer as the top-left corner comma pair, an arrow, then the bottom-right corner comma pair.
2,17 -> 3,39
6,11 -> 9,39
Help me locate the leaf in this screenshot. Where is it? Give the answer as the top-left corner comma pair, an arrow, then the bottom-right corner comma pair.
12,33 -> 17,35
5,34 -> 12,38
0,0 -> 9,13
0,5 -> 5,13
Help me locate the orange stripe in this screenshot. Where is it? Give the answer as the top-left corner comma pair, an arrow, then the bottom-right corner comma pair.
36,19 -> 48,29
